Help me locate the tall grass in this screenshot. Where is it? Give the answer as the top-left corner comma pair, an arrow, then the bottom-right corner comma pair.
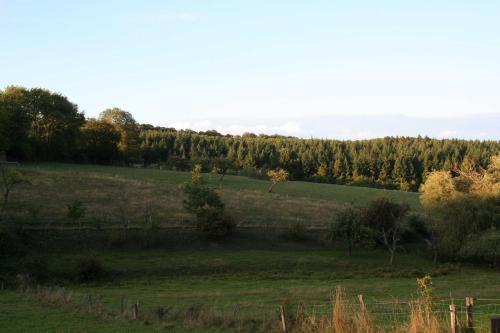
289,285 -> 451,333
16,282 -> 491,333
406,300 -> 444,333
298,286 -> 376,333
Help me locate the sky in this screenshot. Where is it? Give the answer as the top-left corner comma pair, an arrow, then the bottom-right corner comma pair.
1,0 -> 499,140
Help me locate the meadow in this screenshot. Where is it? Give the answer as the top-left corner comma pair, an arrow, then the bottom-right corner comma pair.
1,163 -> 499,333
1,247 -> 500,332
11,163 -> 420,228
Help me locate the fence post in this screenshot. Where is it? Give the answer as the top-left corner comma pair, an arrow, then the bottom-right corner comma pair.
132,300 -> 139,320
279,305 -> 287,332
449,304 -> 457,333
466,297 -> 473,330
358,294 -> 366,313
492,316 -> 500,333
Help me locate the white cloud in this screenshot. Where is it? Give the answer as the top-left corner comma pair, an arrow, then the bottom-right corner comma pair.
169,121 -> 191,129
274,121 -> 301,134
218,124 -> 269,135
437,130 -> 462,139
164,114 -> 500,140
338,128 -> 377,140
167,119 -> 303,136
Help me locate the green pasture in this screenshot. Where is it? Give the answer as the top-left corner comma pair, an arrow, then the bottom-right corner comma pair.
2,248 -> 499,333
9,163 -> 420,228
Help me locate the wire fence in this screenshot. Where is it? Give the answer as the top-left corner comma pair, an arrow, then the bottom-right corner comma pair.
16,286 -> 500,332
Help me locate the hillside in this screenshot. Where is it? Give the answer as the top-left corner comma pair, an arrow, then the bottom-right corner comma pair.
13,163 -> 421,228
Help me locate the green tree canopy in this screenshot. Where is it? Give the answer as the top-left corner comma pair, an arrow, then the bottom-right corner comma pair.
99,108 -> 140,162
80,119 -> 121,164
364,197 -> 410,265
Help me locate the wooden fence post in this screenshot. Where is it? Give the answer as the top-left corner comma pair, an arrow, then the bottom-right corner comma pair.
132,300 -> 139,320
492,316 -> 500,333
279,305 -> 287,332
466,297 -> 473,330
449,304 -> 457,333
358,294 -> 366,313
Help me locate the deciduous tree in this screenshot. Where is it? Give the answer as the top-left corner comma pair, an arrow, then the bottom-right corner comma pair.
212,157 -> 233,183
329,206 -> 367,256
364,197 -> 410,265
80,119 -> 121,164
99,108 -> 140,162
267,168 -> 289,193
0,165 -> 28,207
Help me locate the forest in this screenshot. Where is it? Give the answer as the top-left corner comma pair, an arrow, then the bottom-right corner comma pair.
1,85 -> 500,192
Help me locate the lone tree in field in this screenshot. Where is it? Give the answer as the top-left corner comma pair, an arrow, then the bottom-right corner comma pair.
0,165 -> 27,207
184,165 -> 224,213
212,157 -> 233,184
267,168 -> 289,193
364,197 -> 410,265
183,164 -> 234,239
329,206 -> 367,256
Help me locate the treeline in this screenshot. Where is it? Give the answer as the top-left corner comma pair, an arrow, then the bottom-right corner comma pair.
2,86 -> 499,191
140,130 -> 499,191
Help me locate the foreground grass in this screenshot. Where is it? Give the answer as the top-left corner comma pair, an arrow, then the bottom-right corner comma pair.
0,291 -> 221,333
9,163 -> 420,228
4,247 -> 497,332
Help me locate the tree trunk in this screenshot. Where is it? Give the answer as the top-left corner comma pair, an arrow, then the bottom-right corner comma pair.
432,250 -> 438,264
219,173 -> 225,182
348,244 -> 352,257
268,184 -> 275,193
389,249 -> 395,265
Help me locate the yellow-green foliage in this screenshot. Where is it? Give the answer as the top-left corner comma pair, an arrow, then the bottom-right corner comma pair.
267,168 -> 289,192
420,155 -> 500,208
419,155 -> 500,261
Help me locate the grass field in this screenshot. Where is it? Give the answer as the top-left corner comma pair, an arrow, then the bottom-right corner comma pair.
9,163 -> 421,228
2,163 -> 498,333
2,247 -> 500,332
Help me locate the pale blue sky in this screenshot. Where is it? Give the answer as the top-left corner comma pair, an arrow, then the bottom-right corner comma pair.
1,1 -> 499,139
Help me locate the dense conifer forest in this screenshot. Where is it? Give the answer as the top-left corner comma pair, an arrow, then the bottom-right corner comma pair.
2,86 -> 499,191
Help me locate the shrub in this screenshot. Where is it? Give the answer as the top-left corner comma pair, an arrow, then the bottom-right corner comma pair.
460,228 -> 500,267
419,155 -> 500,261
75,256 -> 104,282
402,213 -> 429,242
329,206 -> 368,256
0,165 -> 29,207
183,165 -> 234,240
183,165 -> 224,214
284,221 -> 307,242
195,208 -> 235,240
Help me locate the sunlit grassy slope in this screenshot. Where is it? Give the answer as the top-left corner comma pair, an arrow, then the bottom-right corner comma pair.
14,163 -> 421,227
